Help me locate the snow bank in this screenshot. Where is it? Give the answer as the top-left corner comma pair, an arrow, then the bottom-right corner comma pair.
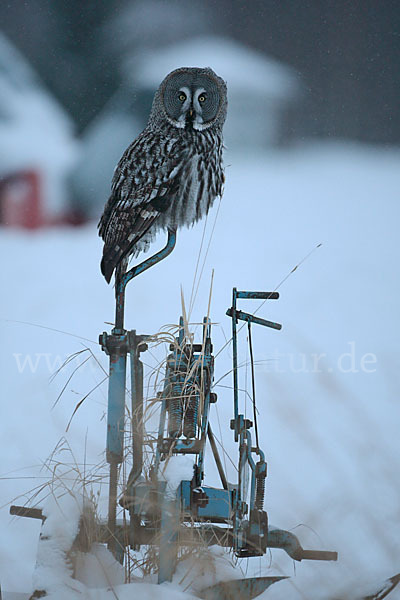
31,480 -> 85,598
160,456 -> 195,499
1,141 -> 400,598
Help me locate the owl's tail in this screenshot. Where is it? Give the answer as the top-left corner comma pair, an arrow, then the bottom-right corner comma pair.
100,240 -> 124,283
100,255 -> 114,284
101,250 -> 129,284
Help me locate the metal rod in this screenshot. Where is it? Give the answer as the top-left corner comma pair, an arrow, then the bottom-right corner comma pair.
267,528 -> 338,561
300,549 -> 338,561
226,308 -> 282,331
247,322 -> 259,449
231,288 -> 239,441
130,333 -> 144,483
99,523 -> 338,561
107,458 -> 119,556
9,505 -> 44,521
106,351 -> 127,464
196,317 -> 213,483
236,291 -> 279,300
115,228 -> 176,331
103,334 -> 127,559
207,423 -> 228,490
158,497 -> 179,583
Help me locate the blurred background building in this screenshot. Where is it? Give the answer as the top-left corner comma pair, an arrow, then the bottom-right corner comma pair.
0,32 -> 79,227
0,0 -> 399,226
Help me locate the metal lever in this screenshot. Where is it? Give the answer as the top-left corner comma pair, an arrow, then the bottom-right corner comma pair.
268,527 -> 338,562
300,549 -> 338,561
226,307 -> 282,330
236,291 -> 279,300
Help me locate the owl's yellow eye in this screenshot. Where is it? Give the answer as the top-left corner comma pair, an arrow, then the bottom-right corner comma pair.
178,93 -> 187,102
198,95 -> 206,103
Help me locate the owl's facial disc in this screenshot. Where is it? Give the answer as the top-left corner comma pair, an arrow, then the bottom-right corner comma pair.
162,68 -> 224,130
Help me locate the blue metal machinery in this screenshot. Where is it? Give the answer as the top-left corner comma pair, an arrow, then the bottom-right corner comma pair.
9,229 -> 337,599
98,239 -> 337,597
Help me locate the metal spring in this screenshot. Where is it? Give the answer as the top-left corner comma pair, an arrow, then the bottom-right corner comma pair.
255,474 -> 266,510
168,382 -> 183,437
183,386 -> 199,438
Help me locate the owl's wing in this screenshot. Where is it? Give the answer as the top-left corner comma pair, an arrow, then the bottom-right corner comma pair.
98,135 -> 184,283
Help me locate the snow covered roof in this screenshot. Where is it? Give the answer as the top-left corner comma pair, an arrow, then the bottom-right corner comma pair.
125,36 -> 298,100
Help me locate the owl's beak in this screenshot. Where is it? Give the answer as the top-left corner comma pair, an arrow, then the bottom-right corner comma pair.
186,107 -> 195,127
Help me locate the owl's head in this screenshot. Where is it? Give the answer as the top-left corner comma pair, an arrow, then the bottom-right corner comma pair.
150,67 -> 227,132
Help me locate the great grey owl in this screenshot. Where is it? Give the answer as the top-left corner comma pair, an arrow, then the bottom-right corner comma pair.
98,66 -> 227,283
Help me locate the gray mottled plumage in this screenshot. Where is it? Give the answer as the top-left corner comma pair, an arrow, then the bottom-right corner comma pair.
98,66 -> 227,283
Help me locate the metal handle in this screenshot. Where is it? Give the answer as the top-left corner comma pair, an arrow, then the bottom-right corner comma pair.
236,291 -> 279,300
300,549 -> 338,561
10,505 -> 44,521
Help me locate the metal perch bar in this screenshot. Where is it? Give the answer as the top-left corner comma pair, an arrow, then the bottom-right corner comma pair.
101,228 -> 177,557
114,228 -> 177,331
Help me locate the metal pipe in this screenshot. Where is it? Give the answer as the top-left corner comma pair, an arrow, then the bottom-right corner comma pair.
196,317 -> 213,483
226,308 -> 282,331
236,291 -> 279,300
107,458 -> 119,556
207,423 -> 228,490
106,351 -> 126,463
231,288 -> 239,441
9,505 -> 44,521
102,334 -> 127,558
158,497 -> 179,583
130,335 -> 144,483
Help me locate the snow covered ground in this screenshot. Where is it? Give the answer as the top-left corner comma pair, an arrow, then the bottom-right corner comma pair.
1,141 -> 399,599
